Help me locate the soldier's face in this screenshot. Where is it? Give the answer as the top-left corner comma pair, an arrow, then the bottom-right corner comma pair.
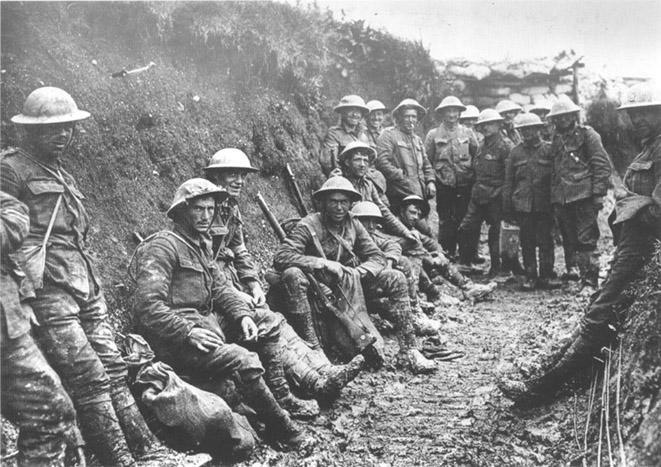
442,108 -> 461,125
398,109 -> 418,133
323,192 -> 352,224
627,107 -> 661,140
358,217 -> 378,232
460,118 -> 476,128
531,109 -> 549,122
346,152 -> 370,178
342,108 -> 364,128
501,110 -> 519,123
477,122 -> 500,137
213,170 -> 248,198
401,204 -> 421,227
27,122 -> 75,158
520,126 -> 541,143
552,114 -> 577,131
368,110 -> 384,130
184,197 -> 216,234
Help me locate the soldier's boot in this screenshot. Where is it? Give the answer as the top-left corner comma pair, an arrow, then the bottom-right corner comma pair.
463,281 -> 497,301
78,400 -> 136,467
313,354 -> 366,398
111,386 -> 168,461
283,277 -> 322,349
242,377 -> 315,450
390,298 -> 437,375
538,248 -> 562,290
261,341 -> 319,420
499,334 -> 601,407
561,250 -> 580,281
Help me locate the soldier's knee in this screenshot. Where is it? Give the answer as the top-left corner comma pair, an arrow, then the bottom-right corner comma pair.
254,308 -> 282,340
281,267 -> 309,293
226,344 -> 265,382
377,269 -> 408,296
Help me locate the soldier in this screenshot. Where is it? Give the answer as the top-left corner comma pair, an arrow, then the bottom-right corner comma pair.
500,82 -> 661,405
460,104 -> 484,147
376,98 -> 436,216
130,178 -> 312,448
1,191 -> 78,466
274,176 -> 437,374
457,109 -> 515,277
320,95 -> 370,176
527,100 -> 553,141
502,114 -> 562,290
1,87 -> 163,466
424,96 -> 479,259
364,99 -> 389,194
547,97 -> 612,291
496,99 -> 523,146
203,148 -> 364,403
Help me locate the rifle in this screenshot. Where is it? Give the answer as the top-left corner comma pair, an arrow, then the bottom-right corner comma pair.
285,163 -> 308,217
256,192 -> 376,354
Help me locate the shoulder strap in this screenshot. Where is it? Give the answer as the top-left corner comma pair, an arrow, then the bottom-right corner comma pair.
40,195 -> 63,252
301,222 -> 327,260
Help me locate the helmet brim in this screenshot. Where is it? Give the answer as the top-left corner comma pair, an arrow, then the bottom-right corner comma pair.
435,104 -> 467,113
515,123 -> 546,129
339,146 -> 377,164
11,110 -> 91,125
392,104 -> 427,119
334,104 -> 369,115
166,189 -> 229,219
476,117 -> 504,125
312,188 -> 362,203
204,165 -> 259,173
617,102 -> 661,111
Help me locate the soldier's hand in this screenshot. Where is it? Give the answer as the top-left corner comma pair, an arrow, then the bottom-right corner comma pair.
249,281 -> 267,307
426,182 -> 436,199
323,260 -> 345,280
240,317 -> 259,342
405,229 -> 420,243
187,328 -> 223,353
386,259 -> 395,270
329,167 -> 343,177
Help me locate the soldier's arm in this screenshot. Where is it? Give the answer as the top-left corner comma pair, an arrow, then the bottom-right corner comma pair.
228,213 -> 261,285
468,129 -> 479,157
353,220 -> 386,277
375,131 -> 406,183
320,129 -> 340,176
273,221 -> 326,272
0,192 -> 30,253
369,184 -> 410,237
640,153 -> 661,227
210,264 -> 254,323
424,129 -> 436,164
586,128 -> 612,197
421,144 -> 436,184
132,238 -> 197,347
502,150 -> 515,214
0,162 -> 23,198
420,232 -> 440,253
377,234 -> 403,263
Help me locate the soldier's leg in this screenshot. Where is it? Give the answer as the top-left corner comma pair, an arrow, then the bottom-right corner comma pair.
79,289 -> 161,458
31,285 -> 134,467
455,185 -> 475,259
1,328 -> 76,467
555,204 -> 579,278
537,214 -> 556,281
519,213 -> 538,281
457,199 -> 484,265
574,198 -> 601,288
436,184 -> 457,255
280,267 -> 321,349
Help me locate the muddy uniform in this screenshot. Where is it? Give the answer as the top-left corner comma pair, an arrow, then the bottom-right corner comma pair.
458,133 -> 514,269
320,124 -> 370,176
502,125 -> 522,147
580,134 -> 661,341
551,125 -> 611,285
0,148 -> 146,465
503,140 -> 555,280
1,191 -> 76,466
425,123 -> 479,255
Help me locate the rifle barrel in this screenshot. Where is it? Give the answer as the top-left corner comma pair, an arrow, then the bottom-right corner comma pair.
256,192 -> 287,242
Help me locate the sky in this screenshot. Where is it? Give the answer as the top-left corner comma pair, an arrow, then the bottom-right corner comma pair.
290,0 -> 661,80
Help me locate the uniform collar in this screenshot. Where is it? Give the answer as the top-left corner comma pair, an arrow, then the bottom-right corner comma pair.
173,224 -> 212,254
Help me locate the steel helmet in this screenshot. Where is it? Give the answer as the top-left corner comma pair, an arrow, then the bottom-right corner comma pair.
351,201 -> 382,219
460,105 -> 480,120
167,178 -> 228,218
401,195 -> 430,218
339,141 -> 377,164
514,113 -> 545,129
547,96 -> 581,118
333,95 -> 369,115
476,108 -> 504,125
366,100 -> 387,113
312,176 -> 362,202
618,81 -> 661,111
204,148 -> 258,173
435,96 -> 467,113
11,87 -> 91,125
527,100 -> 552,115
392,98 -> 427,119
495,100 -> 522,115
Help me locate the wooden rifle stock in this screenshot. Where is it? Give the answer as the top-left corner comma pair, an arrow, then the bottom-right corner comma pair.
285,163 -> 308,217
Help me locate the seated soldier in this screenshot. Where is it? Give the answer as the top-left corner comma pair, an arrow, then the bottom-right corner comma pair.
397,195 -> 497,303
203,148 -> 364,402
130,178 -> 312,449
273,176 -> 437,374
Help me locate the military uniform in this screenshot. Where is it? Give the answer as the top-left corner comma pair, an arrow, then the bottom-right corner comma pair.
551,124 -> 611,286
502,125 -> 522,146
320,124 -> 370,176
365,126 -> 388,194
458,132 -> 514,270
376,126 -> 435,211
503,140 -> 555,280
425,123 -> 479,255
0,148 -> 150,466
1,191 -> 76,466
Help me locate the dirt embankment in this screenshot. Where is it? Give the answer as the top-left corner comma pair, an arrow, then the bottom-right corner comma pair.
1,2 -> 659,465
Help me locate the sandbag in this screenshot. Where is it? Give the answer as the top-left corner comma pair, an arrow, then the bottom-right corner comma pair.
135,361 -> 257,459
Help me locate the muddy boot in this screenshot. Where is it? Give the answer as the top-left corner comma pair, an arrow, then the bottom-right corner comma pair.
412,311 -> 442,336
463,281 -> 497,301
287,311 -> 321,350
313,354 -> 365,398
78,400 -> 136,467
242,377 -> 315,450
261,341 -> 319,419
521,277 -> 537,291
397,349 -> 437,374
561,263 -> 580,281
536,277 -> 562,290
111,386 -> 164,460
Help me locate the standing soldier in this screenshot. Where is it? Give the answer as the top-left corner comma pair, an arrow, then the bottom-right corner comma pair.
1,87 -> 163,466
460,104 -> 484,147
130,178 -> 312,448
425,96 -> 479,259
500,82 -> 661,405
376,98 -> 436,216
527,100 -> 553,141
502,114 -> 562,290
364,99 -> 389,194
496,99 -> 523,146
547,98 -> 612,291
1,191 -> 78,466
458,109 -> 514,276
320,95 -> 370,176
